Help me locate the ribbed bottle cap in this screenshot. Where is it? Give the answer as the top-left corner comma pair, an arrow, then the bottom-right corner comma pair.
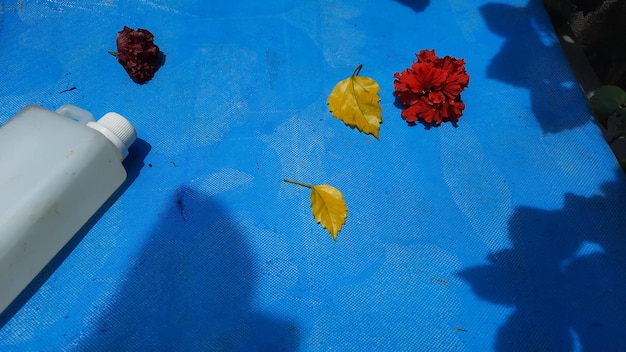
99,112 -> 137,148
87,112 -> 137,160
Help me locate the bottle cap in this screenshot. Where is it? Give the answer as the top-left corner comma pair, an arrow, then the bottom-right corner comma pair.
86,112 -> 137,160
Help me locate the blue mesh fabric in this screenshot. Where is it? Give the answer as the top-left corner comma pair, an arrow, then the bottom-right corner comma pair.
1,1 -> 625,351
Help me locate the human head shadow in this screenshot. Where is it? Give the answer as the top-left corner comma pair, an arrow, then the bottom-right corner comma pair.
0,138 -> 151,328
392,0 -> 430,13
457,174 -> 626,351
480,2 -> 591,133
77,185 -> 300,351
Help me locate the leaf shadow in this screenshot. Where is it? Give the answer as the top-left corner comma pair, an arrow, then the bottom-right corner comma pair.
392,0 -> 430,13
457,175 -> 626,351
480,1 -> 591,133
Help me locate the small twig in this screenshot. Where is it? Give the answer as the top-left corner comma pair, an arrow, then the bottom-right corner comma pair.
58,86 -> 76,94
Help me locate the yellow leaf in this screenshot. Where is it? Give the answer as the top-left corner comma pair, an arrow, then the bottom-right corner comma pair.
327,64 -> 383,139
284,179 -> 348,241
310,184 -> 347,241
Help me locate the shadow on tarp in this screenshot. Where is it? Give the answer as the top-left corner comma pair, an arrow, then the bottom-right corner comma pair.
480,1 -> 592,133
0,138 -> 151,329
78,186 -> 300,351
392,0 -> 430,13
458,174 -> 626,351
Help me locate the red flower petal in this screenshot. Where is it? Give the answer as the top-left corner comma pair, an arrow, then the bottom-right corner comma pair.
428,91 -> 445,104
393,50 -> 469,126
402,97 -> 435,124
416,49 -> 438,64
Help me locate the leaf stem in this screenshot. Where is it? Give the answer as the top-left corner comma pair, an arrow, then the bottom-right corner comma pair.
108,51 -> 118,57
283,179 -> 314,188
352,64 -> 363,77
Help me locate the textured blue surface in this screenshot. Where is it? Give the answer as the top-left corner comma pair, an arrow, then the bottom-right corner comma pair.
1,0 -> 626,351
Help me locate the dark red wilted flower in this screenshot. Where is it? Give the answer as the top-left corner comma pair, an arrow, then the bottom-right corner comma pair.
113,26 -> 163,84
393,49 -> 469,126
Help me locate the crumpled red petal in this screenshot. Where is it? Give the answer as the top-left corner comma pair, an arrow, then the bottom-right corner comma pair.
114,26 -> 164,84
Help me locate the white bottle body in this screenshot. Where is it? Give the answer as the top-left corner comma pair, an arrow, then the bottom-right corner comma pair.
0,105 -> 129,314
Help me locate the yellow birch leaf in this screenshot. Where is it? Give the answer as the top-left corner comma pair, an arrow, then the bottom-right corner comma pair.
284,179 -> 348,241
327,64 -> 382,139
310,184 -> 347,241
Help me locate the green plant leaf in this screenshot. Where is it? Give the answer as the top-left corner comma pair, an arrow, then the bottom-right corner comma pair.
590,85 -> 626,128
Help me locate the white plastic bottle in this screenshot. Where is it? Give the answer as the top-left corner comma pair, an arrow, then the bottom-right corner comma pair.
0,104 -> 137,314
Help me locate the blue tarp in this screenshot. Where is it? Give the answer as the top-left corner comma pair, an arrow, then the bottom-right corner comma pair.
1,0 -> 625,350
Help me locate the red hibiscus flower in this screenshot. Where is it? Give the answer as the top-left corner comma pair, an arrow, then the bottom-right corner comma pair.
393,49 -> 469,126
112,26 -> 164,84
